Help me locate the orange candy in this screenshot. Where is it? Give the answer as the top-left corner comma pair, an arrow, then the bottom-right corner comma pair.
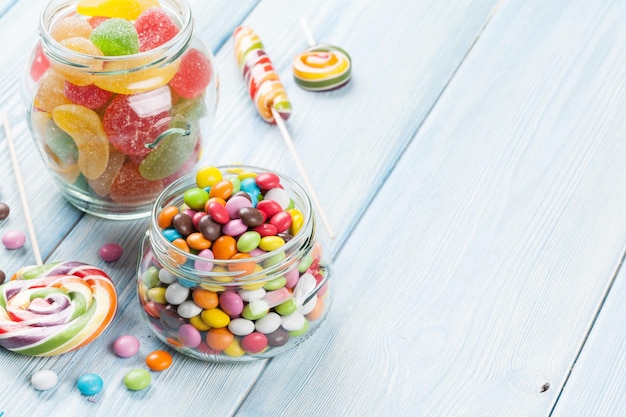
212,235 -> 237,260
305,297 -> 325,321
158,205 -> 179,229
228,252 -> 256,277
145,349 -> 173,371
208,180 -> 234,200
206,327 -> 234,351
186,232 -> 211,251
192,288 -> 219,309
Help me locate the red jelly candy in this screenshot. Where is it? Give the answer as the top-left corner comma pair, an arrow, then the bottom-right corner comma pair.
64,81 -> 112,109
30,42 -> 50,82
135,7 -> 179,52
169,48 -> 212,99
103,94 -> 170,156
110,161 -> 163,206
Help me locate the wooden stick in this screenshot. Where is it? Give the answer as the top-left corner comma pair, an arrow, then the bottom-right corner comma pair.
2,112 -> 43,265
271,107 -> 336,239
299,18 -> 317,47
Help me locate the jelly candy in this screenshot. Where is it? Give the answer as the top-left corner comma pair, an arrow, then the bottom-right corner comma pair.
90,18 -> 140,56
171,94 -> 208,121
139,127 -> 198,180
52,104 -> 109,180
46,118 -> 79,165
109,162 -> 163,206
93,55 -> 180,94
50,16 -> 93,42
55,37 -> 104,86
88,16 -> 109,28
87,145 -> 126,197
29,42 -> 50,82
64,81 -> 113,109
103,93 -> 171,156
169,48 -> 212,99
33,70 -> 71,112
77,0 -> 160,20
135,7 -> 179,52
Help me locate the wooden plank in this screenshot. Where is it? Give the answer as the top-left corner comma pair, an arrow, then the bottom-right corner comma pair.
234,0 -> 626,415
550,261 -> 626,417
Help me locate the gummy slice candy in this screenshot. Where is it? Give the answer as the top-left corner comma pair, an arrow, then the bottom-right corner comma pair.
135,7 -> 179,52
87,145 -> 126,197
46,118 -> 79,164
30,42 -> 50,82
64,81 -> 113,109
171,94 -> 208,121
90,18 -> 140,56
109,161 -> 163,206
162,139 -> 200,187
93,55 -> 180,94
33,70 -> 72,112
55,37 -> 104,86
50,16 -> 93,42
169,48 -> 212,99
77,0 -> 160,20
138,126 -> 198,180
52,104 -> 109,180
103,93 -> 171,157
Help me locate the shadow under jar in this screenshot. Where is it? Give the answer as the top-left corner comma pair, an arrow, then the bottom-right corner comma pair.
22,0 -> 219,219
137,165 -> 333,362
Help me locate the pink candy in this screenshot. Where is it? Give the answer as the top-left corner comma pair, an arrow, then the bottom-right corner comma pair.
99,243 -> 124,262
2,230 -> 26,249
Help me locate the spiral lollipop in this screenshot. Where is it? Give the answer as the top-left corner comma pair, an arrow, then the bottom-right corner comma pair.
292,19 -> 352,92
0,262 -> 117,356
1,112 -> 118,356
233,26 -> 335,239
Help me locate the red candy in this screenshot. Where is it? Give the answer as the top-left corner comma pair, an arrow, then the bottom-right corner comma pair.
169,48 -> 212,99
30,42 -> 50,82
256,199 -> 281,219
255,172 -> 280,190
269,211 -> 292,233
64,82 -> 112,109
254,223 -> 278,237
103,94 -> 170,156
135,7 -> 179,52
207,201 -> 230,224
110,162 -> 163,205
241,332 -> 268,354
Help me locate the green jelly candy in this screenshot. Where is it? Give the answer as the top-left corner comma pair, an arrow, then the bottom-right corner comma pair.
90,18 -> 139,56
47,120 -> 78,164
139,128 -> 197,181
171,95 -> 208,121
123,368 -> 151,391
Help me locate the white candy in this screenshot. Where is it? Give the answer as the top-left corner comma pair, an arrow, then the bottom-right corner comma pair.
298,294 -> 318,315
165,282 -> 190,305
159,268 -> 177,284
293,273 -> 317,306
238,287 -> 266,302
281,311 -> 306,331
228,318 -> 255,336
31,370 -> 58,391
255,312 -> 281,334
177,300 -> 202,318
264,188 -> 291,210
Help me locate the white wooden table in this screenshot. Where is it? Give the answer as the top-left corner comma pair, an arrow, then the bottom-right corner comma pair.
1,0 -> 625,415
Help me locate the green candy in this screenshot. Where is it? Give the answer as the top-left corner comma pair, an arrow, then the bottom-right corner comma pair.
236,231 -> 261,253
275,298 -> 297,316
90,18 -> 139,56
289,319 -> 309,337
141,266 -> 160,288
263,276 -> 287,291
123,369 -> 151,391
139,126 -> 198,181
183,187 -> 209,210
47,120 -> 78,164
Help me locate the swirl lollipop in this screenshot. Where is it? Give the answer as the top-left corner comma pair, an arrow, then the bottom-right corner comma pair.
292,19 -> 352,92
1,112 -> 118,356
233,26 -> 335,239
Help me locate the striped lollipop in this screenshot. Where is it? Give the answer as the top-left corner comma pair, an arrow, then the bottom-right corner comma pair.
292,19 -> 352,92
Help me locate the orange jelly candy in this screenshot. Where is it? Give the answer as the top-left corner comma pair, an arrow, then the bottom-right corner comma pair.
77,0 -> 160,20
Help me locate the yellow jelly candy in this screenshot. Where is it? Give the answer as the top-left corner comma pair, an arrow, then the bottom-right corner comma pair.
87,145 -> 126,197
33,70 -> 71,112
93,56 -> 179,94
77,0 -> 161,20
54,37 -> 104,86
50,16 -> 93,42
52,104 -> 109,180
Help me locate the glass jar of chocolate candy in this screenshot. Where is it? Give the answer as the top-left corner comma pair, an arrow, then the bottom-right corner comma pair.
22,0 -> 218,219
136,165 -> 332,362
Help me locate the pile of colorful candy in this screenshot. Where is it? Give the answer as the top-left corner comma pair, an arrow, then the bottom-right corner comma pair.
137,165 -> 331,360
26,0 -> 216,211
0,261 -> 117,356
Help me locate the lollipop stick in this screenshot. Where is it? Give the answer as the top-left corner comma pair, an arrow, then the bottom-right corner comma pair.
299,18 -> 317,47
2,112 -> 43,265
271,107 -> 335,240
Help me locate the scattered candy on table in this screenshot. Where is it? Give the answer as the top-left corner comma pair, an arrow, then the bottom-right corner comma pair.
76,373 -> 104,396
145,350 -> 173,371
2,230 -> 26,249
31,369 -> 58,391
0,262 -> 117,356
124,368 -> 152,391
0,271 -> 5,284
113,335 -> 140,358
0,202 -> 9,220
99,242 -> 124,262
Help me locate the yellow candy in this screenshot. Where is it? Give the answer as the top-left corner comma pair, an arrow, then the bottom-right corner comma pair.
93,56 -> 180,94
223,339 -> 245,357
147,287 -> 166,304
33,70 -> 71,112
52,104 -> 109,180
55,37 -> 104,86
287,208 -> 304,236
87,145 -> 126,197
189,315 -> 210,331
50,16 -> 93,42
200,308 -> 230,328
77,0 -> 160,20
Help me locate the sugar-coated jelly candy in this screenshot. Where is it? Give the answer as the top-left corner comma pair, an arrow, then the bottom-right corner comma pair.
64,81 -> 112,109
29,42 -> 50,82
103,93 -> 170,156
46,118 -> 78,165
169,48 -> 212,99
50,16 -> 93,42
139,129 -> 198,181
109,161 -> 163,206
87,145 -> 126,197
90,18 -> 140,56
52,104 -> 109,180
77,0 -> 160,20
136,7 -> 180,52
56,37 -> 104,86
33,70 -> 71,112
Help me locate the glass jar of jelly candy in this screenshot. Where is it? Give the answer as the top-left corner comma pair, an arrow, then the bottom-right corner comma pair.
136,165 -> 332,362
22,0 -> 219,219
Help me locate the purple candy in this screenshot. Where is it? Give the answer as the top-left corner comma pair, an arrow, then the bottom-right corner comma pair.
178,323 -> 201,347
2,230 -> 26,249
113,335 -> 140,358
99,243 -> 123,262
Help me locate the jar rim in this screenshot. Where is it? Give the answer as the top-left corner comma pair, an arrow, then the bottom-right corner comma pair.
148,164 -> 316,283
38,0 -> 193,68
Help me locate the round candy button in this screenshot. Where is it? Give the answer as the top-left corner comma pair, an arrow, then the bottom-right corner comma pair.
77,373 -> 104,395
145,350 -> 173,371
124,369 -> 151,391
2,230 -> 26,249
99,243 -> 123,262
0,202 -> 10,220
31,369 -> 58,391
113,335 -> 140,358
